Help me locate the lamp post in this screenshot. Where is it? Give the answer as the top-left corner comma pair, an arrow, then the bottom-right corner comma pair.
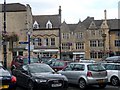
59,28 -> 61,59
3,0 -> 7,68
102,33 -> 106,57
27,31 -> 31,64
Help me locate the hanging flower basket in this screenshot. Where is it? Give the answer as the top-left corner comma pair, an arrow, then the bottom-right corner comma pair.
7,32 -> 19,42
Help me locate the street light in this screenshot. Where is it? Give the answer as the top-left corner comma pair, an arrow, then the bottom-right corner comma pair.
59,28 -> 61,59
27,31 -> 31,64
3,0 -> 7,68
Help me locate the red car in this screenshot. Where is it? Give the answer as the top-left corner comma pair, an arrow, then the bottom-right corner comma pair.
49,60 -> 71,71
11,55 -> 40,71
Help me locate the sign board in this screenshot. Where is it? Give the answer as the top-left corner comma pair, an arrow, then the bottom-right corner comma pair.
19,42 -> 28,44
25,45 -> 34,51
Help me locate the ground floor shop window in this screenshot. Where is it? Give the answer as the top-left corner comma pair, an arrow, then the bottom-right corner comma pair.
90,52 -> 97,58
19,51 -> 23,56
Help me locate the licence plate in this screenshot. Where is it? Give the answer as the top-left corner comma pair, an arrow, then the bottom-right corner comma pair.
0,85 -> 9,89
51,83 -> 62,87
98,80 -> 104,84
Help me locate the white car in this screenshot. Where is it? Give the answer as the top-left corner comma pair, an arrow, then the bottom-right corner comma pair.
104,56 -> 120,63
102,63 -> 120,86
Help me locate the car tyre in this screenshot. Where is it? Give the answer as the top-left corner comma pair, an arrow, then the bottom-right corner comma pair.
99,84 -> 106,88
28,81 -> 34,90
111,76 -> 119,86
79,79 -> 87,90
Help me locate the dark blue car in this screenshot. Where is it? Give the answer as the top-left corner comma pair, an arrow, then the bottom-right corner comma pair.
0,65 -> 16,90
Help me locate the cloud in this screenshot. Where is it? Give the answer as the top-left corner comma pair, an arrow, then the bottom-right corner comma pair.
0,0 -> 119,23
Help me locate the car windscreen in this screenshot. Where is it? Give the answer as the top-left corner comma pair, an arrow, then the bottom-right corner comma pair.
87,64 -> 106,71
23,58 -> 39,64
29,64 -> 54,73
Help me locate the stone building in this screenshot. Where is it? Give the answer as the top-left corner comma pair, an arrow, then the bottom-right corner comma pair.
60,10 -> 120,61
0,3 -> 32,66
0,3 -> 120,67
31,6 -> 61,58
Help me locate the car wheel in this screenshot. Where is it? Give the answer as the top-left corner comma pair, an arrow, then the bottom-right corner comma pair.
28,81 -> 34,90
111,76 -> 119,86
78,79 -> 87,90
63,88 -> 67,90
99,84 -> 106,88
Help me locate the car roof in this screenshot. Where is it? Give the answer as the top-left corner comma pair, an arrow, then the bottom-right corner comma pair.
106,56 -> 120,60
70,62 -> 97,65
102,63 -> 120,65
27,63 -> 48,66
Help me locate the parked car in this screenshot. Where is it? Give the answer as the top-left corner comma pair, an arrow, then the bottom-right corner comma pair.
12,63 -> 68,90
0,65 -> 17,90
49,60 -> 71,71
46,58 -> 60,65
103,56 -> 120,63
39,57 -> 51,64
58,62 -> 108,90
102,63 -> 120,86
79,58 -> 96,63
11,55 -> 40,71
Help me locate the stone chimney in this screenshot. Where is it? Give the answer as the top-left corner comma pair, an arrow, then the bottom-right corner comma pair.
104,9 -> 107,21
59,6 -> 61,16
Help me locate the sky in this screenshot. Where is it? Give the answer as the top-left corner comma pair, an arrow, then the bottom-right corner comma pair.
0,0 -> 119,23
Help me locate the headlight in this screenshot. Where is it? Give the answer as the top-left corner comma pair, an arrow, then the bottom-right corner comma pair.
35,79 -> 47,83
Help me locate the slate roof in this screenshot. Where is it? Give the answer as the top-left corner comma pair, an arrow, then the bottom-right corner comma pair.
68,24 -> 77,31
0,3 -> 26,12
107,19 -> 120,30
33,15 -> 61,28
63,17 -> 120,31
82,17 -> 94,29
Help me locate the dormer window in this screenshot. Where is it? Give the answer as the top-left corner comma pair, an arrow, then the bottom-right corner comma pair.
33,21 -> 39,29
46,20 -> 52,28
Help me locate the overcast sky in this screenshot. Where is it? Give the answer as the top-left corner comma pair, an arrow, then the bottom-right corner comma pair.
0,0 -> 119,23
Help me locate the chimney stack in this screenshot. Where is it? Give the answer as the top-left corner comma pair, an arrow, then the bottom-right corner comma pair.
104,10 -> 107,21
59,6 -> 61,16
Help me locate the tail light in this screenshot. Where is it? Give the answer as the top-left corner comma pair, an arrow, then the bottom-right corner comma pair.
87,71 -> 92,77
11,76 -> 17,83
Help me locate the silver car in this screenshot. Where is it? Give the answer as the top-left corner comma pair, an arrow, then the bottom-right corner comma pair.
58,62 -> 108,89
102,63 -> 120,86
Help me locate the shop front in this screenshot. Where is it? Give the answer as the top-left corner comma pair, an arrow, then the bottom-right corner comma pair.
33,49 -> 59,58
73,52 -> 85,61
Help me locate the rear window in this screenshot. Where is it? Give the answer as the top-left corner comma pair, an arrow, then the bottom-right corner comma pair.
103,64 -> 120,70
87,64 -> 106,71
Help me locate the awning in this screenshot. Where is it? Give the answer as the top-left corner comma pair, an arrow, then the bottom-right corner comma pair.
73,52 -> 85,54
33,49 -> 59,52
